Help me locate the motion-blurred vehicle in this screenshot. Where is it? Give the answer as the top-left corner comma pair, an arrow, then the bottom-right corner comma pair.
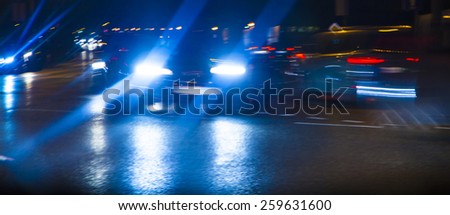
301,25 -> 421,101
90,29 -> 271,90
247,26 -> 317,81
0,44 -> 46,74
0,24 -> 50,74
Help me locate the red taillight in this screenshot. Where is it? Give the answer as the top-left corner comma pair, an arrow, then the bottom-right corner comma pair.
347,57 -> 385,65
287,53 -> 307,59
406,57 -> 420,62
286,47 -> 295,51
262,46 -> 276,51
296,53 -> 306,60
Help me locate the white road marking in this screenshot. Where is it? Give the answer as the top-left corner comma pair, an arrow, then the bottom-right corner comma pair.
306,117 -> 327,120
435,126 -> 450,130
402,106 -> 425,128
294,122 -> 384,129
383,123 -> 408,127
341,120 -> 365,124
415,105 -> 438,126
382,112 -> 394,125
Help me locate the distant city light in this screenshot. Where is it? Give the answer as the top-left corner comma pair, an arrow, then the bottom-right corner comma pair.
443,15 -> 450,19
378,29 -> 399,33
160,28 -> 166,31
176,26 -> 182,30
211,26 -> 219,31
14,23 -> 20,27
168,27 -> 174,31
247,22 -> 255,27
75,27 -> 86,34
102,22 -> 110,27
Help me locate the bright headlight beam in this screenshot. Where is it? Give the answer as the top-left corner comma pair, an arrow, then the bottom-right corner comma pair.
210,64 -> 246,75
91,61 -> 106,70
5,57 -> 15,64
134,64 -> 173,77
23,52 -> 33,59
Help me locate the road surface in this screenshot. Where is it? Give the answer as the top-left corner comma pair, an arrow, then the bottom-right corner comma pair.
0,52 -> 450,194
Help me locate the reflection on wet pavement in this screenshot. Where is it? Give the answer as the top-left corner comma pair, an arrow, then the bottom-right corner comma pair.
210,119 -> 255,194
128,123 -> 173,194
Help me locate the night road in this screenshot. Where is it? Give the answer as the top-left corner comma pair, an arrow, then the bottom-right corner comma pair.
1,52 -> 450,195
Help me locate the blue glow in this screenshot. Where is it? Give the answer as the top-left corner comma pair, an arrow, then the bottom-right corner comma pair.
23,51 -> 33,59
210,64 -> 246,75
91,61 -> 106,70
356,86 -> 416,92
3,76 -> 16,93
252,50 -> 269,55
83,117 -> 112,193
13,6 -> 73,59
4,94 -> 14,110
211,119 -> 254,194
0,57 -> 15,64
130,125 -> 171,194
18,0 -> 45,43
356,86 -> 417,98
134,64 -> 173,77
13,0 -> 215,163
346,70 -> 374,74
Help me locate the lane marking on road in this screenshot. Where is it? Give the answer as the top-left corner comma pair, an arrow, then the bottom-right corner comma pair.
380,112 -> 394,125
278,114 -> 299,117
416,105 -> 438,127
401,106 -> 425,128
341,120 -> 365,124
383,123 -> 409,127
434,126 -> 450,130
0,155 -> 14,161
306,117 -> 327,120
294,122 -> 384,129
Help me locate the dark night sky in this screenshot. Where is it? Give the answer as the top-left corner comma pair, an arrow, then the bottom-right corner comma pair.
0,0 -> 423,31
67,0 -> 418,28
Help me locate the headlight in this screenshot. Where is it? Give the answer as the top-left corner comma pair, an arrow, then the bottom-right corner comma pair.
23,52 -> 33,59
210,64 -> 246,75
134,64 -> 173,77
91,61 -> 106,70
0,57 -> 15,65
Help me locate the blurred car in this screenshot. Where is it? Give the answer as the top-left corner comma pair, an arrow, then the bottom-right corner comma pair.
0,24 -> 51,74
301,26 -> 421,101
0,44 -> 46,74
246,29 -> 317,82
90,30 -> 267,90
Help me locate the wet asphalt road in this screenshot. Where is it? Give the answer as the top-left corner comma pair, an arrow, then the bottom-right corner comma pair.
0,53 -> 450,194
